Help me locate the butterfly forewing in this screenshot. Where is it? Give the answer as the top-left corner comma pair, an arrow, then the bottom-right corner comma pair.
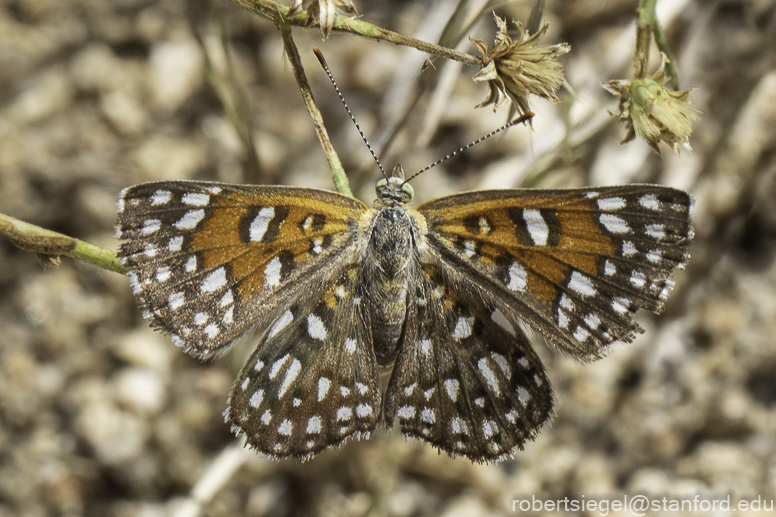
117,175 -> 693,464
116,181 -> 367,359
226,266 -> 381,460
383,263 -> 554,462
418,186 -> 692,361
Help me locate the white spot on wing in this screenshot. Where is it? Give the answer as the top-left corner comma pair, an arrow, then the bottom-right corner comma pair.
344,338 -> 356,354
168,292 -> 184,310
278,358 -> 301,398
264,256 -> 282,287
307,416 -> 322,434
201,267 -> 227,293
463,240 -> 476,258
269,354 -> 289,379
307,314 -> 327,340
482,420 -> 498,438
646,223 -> 665,239
336,407 -> 352,421
249,207 -> 275,242
155,266 -> 170,282
249,389 -> 263,408
622,241 -> 637,256
612,297 -> 630,314
420,408 -> 435,424
478,358 -> 500,395
558,308 -> 570,328
182,192 -> 210,206
604,260 -> 616,276
523,209 -> 549,245
356,404 -> 372,417
174,209 -> 205,230
573,326 -> 590,342
507,262 -> 528,292
451,417 -> 468,435
397,406 -> 415,419
278,419 -> 292,436
317,377 -> 330,401
639,194 -> 660,210
646,249 -> 662,263
584,313 -> 601,329
444,379 -> 459,401
599,213 -> 630,234
597,197 -> 626,210
168,236 -> 183,252
151,190 -> 172,205
453,317 -> 474,340
491,353 -> 510,378
630,270 -> 647,288
568,271 -> 596,297
141,219 -> 161,235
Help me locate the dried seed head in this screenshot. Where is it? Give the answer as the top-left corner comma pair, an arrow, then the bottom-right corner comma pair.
604,53 -> 702,154
471,14 -> 570,116
287,0 -> 357,39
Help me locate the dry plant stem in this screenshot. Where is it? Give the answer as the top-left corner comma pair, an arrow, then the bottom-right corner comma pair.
197,16 -> 264,183
281,25 -> 353,197
0,212 -> 127,274
526,0 -> 546,35
233,0 -> 481,67
636,0 -> 678,88
171,439 -> 254,517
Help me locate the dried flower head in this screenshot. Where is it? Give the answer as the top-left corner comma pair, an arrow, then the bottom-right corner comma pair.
287,0 -> 357,39
471,15 -> 570,116
604,53 -> 701,154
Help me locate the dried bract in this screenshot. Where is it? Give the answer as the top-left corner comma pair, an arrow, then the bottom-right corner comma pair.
471,15 -> 570,116
288,0 -> 357,39
604,54 -> 701,154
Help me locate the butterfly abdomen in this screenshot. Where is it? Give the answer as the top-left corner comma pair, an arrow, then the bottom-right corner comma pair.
364,206 -> 416,365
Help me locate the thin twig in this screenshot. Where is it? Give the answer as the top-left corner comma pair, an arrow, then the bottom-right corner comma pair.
636,0 -> 678,88
232,0 -> 481,67
0,212 -> 127,274
280,24 -> 352,197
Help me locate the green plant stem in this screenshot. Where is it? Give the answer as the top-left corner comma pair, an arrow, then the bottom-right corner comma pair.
280,24 -> 352,197
637,0 -> 678,88
0,212 -> 127,274
232,0 -> 481,67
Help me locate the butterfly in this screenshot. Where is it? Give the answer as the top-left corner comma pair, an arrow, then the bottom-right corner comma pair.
116,164 -> 692,463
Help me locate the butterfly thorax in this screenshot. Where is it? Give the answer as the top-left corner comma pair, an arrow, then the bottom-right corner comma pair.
365,166 -> 419,365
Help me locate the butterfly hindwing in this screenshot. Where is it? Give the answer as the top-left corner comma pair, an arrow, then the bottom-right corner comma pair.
418,186 -> 692,360
116,181 -> 366,359
383,263 -> 554,463
116,174 -> 693,464
225,266 -> 381,460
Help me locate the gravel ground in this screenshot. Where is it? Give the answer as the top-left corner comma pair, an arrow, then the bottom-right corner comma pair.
2,0 -> 776,516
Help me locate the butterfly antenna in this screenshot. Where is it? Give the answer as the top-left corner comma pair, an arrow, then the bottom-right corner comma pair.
403,113 -> 535,184
313,48 -> 387,179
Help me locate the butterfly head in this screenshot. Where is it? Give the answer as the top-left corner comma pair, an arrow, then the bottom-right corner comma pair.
374,164 -> 414,208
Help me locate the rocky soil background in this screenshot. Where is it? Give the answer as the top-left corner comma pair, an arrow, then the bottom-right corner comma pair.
1,0 -> 775,516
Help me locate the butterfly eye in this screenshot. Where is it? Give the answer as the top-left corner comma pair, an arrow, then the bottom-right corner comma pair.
401,182 -> 414,202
